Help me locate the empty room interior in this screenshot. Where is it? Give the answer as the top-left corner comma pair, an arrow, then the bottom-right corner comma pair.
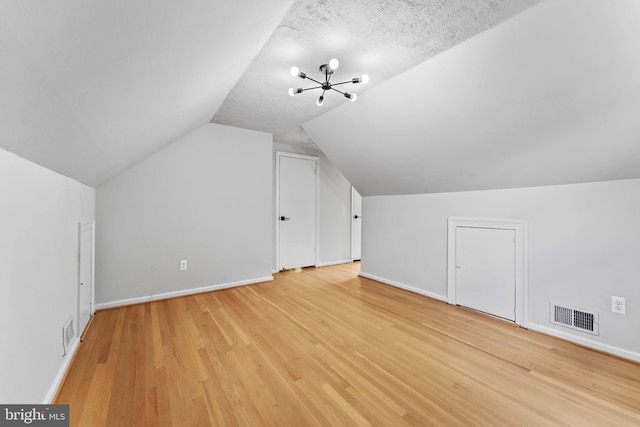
1,0 -> 640,425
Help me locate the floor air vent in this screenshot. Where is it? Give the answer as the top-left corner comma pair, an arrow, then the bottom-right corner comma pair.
550,302 -> 599,335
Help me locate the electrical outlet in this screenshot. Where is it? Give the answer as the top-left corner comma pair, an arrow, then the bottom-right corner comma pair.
612,296 -> 626,314
180,260 -> 188,271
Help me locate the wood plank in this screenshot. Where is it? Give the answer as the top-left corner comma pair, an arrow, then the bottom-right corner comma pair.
56,263 -> 640,426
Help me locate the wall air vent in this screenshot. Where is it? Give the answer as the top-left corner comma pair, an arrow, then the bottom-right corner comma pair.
550,302 -> 599,335
62,319 -> 75,356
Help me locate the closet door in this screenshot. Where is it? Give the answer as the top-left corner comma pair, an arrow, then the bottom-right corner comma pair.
278,154 -> 317,270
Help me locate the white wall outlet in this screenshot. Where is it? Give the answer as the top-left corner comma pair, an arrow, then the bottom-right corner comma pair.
612,296 -> 626,314
180,260 -> 188,271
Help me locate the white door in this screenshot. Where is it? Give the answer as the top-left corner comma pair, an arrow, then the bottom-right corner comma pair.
278,154 -> 317,270
455,226 -> 515,321
78,222 -> 94,335
351,187 -> 362,261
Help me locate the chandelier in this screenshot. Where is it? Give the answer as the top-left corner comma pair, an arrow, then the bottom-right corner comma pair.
288,58 -> 369,106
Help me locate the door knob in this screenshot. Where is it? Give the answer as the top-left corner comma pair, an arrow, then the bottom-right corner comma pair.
354,215 -> 361,219
280,216 -> 290,221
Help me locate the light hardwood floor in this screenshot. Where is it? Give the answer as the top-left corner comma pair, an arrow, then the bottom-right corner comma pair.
56,263 -> 640,426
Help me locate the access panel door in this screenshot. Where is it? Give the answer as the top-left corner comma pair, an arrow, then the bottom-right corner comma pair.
455,226 -> 516,321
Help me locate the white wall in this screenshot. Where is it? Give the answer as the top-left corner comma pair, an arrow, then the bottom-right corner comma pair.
0,149 -> 95,403
361,179 -> 640,360
274,142 -> 352,267
96,124 -> 273,305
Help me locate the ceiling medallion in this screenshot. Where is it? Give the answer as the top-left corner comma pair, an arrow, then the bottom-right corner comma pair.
288,59 -> 369,106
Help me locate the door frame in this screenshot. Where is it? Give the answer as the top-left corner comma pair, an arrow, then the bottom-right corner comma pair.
78,220 -> 96,336
275,151 -> 319,271
447,217 -> 528,326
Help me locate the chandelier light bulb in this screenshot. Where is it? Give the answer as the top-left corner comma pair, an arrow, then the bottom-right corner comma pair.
290,66 -> 299,77
329,58 -> 339,70
361,74 -> 370,84
344,92 -> 357,101
288,88 -> 295,96
316,95 -> 324,106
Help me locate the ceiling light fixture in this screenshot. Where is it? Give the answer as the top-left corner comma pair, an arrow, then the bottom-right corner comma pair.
288,59 -> 369,106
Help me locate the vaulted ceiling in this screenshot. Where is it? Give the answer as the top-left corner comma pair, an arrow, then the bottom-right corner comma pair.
304,0 -> 640,195
0,0 -> 293,186
2,0 -> 639,195
212,0 -> 542,148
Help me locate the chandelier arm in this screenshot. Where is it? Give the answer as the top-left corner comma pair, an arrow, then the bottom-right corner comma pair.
304,76 -> 324,85
329,87 -> 346,95
300,85 -> 323,91
330,80 -> 357,87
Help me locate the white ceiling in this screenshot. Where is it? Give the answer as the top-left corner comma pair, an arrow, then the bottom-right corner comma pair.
0,0 -> 293,186
2,0 -> 638,195
304,0 -> 640,195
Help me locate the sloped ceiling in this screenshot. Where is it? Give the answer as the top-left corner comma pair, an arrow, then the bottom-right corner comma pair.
304,0 -> 640,195
0,0 -> 293,186
3,0 -> 638,195
213,0 -> 542,148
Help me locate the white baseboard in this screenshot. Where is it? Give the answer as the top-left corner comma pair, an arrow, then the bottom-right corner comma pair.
95,276 -> 274,310
44,337 -> 81,403
358,271 -> 447,302
526,323 -> 640,363
317,259 -> 354,267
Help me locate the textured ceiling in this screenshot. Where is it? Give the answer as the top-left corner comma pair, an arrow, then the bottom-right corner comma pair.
213,0 -> 543,147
